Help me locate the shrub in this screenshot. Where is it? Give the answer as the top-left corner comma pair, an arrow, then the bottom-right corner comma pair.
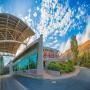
47,62 -> 60,71
83,63 -> 90,68
47,60 -> 74,73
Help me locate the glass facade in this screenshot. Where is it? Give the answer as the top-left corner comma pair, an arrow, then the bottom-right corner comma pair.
13,48 -> 38,71
0,56 -> 4,75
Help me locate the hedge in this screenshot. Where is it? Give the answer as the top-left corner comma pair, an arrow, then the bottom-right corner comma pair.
47,60 -> 74,73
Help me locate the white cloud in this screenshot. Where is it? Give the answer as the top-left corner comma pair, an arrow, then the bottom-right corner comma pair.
33,12 -> 37,17
36,0 -> 87,51
0,6 -> 4,13
0,7 -> 2,13
35,0 -> 38,3
37,0 -> 74,43
76,14 -> 81,19
59,39 -> 71,53
21,11 -> 33,28
17,0 -> 87,54
52,38 -> 58,44
76,17 -> 90,45
76,6 -> 85,20
37,7 -> 40,11
49,36 -> 54,40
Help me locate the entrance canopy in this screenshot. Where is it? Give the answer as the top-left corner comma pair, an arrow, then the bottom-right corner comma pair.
0,13 -> 35,54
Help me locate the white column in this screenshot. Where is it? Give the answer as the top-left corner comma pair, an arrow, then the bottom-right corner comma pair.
37,34 -> 44,76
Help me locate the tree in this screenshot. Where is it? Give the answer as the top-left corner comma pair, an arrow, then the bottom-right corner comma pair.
79,51 -> 90,68
71,36 -> 79,64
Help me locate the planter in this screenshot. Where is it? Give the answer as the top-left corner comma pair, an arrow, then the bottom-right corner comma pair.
47,70 -> 60,76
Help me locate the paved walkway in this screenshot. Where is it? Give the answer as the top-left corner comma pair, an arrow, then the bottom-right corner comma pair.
0,75 -> 28,90
0,67 -> 90,90
15,68 -> 90,90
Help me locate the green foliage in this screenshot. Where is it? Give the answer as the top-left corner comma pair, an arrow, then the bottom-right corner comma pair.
47,62 -> 61,71
47,60 -> 74,73
79,51 -> 90,68
71,36 -> 79,63
60,60 -> 74,73
83,63 -> 90,68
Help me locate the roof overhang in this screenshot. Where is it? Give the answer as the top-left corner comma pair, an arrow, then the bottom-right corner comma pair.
0,13 -> 35,54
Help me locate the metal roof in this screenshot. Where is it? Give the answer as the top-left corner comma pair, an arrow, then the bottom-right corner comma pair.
0,13 -> 35,54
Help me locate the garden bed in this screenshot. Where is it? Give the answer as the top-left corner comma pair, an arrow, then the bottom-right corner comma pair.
47,60 -> 75,74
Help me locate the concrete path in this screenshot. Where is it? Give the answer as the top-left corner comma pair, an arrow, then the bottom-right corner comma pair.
15,68 -> 90,90
0,68 -> 90,90
0,75 -> 28,90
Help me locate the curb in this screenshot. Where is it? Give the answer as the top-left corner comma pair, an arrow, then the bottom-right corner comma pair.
17,67 -> 80,80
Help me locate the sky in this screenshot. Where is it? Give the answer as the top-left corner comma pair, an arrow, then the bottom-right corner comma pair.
0,0 -> 90,65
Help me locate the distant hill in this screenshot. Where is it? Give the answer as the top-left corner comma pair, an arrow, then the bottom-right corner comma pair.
78,40 -> 90,53
61,40 -> 90,60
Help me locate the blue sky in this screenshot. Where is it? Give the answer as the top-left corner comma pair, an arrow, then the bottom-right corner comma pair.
0,0 -> 90,65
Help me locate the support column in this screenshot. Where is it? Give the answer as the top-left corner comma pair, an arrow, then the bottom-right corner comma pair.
9,61 -> 13,75
37,34 -> 43,76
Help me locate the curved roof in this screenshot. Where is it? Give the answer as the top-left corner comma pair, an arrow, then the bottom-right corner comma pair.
0,13 -> 35,54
